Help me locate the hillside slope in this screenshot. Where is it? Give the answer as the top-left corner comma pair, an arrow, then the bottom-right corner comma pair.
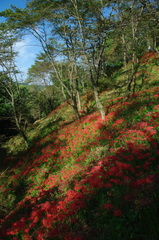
1,52 -> 159,240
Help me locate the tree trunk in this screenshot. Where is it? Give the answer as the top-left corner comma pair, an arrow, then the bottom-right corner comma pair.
121,27 -> 131,98
71,96 -> 80,120
77,89 -> 81,112
121,31 -> 127,69
93,85 -> 105,120
14,114 -> 29,148
19,129 -> 29,148
127,0 -> 136,99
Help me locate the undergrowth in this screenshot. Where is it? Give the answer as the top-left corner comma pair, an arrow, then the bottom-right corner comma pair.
0,52 -> 159,240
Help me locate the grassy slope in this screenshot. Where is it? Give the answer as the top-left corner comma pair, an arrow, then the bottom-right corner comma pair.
1,52 -> 159,239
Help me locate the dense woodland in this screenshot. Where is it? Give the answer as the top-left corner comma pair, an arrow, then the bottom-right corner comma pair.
1,0 -> 159,239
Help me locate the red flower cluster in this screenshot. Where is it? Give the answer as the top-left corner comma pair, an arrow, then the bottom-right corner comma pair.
1,85 -> 159,239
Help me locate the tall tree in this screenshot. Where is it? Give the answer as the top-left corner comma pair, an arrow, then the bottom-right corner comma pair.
140,0 -> 159,52
0,3 -> 82,119
26,53 -> 61,119
0,0 -> 113,120
55,0 -> 113,119
0,24 -> 29,147
111,0 -> 147,97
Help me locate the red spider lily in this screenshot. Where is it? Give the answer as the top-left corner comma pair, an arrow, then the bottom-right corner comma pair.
104,203 -> 113,210
105,182 -> 113,188
110,178 -> 122,185
112,118 -> 125,128
113,209 -> 122,217
23,234 -> 32,240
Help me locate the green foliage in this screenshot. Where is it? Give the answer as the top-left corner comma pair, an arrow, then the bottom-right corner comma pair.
0,97 -> 12,116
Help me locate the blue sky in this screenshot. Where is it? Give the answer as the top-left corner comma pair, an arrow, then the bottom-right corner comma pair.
0,0 -> 26,10
0,0 -> 41,80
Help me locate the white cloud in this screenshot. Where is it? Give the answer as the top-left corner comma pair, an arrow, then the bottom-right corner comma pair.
13,35 -> 41,79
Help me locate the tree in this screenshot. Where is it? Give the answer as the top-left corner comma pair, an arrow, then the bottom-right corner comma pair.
0,24 -> 29,147
0,4 -> 82,119
111,0 -> 147,97
0,0 -> 113,120
140,0 -> 159,52
1,0 -> 156,119
26,55 -> 61,119
63,0 -> 108,119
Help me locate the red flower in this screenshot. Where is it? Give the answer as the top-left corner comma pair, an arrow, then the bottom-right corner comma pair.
113,118 -> 125,127
104,203 -> 113,210
154,94 -> 159,98
41,201 -> 51,211
23,234 -> 32,240
113,209 -> 122,216
105,182 -> 112,188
